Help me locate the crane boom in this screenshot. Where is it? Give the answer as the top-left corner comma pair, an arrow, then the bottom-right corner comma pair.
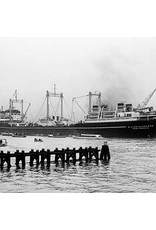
137,89 -> 156,109
22,103 -> 31,121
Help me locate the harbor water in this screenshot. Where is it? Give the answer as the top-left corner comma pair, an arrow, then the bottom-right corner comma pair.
0,135 -> 156,193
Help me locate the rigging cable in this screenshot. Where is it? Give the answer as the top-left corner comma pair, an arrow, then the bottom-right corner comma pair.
32,96 -> 47,123
63,97 -> 73,122
49,97 -> 55,116
74,99 -> 87,115
54,97 -> 61,116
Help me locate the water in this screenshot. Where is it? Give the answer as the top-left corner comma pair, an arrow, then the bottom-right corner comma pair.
0,135 -> 156,192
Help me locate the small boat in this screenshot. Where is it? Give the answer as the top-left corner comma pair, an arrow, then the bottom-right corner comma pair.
12,133 -> 27,138
49,135 -> 67,138
72,134 -> 104,139
48,133 -> 67,138
34,138 -> 43,142
1,132 -> 13,136
0,139 -> 7,147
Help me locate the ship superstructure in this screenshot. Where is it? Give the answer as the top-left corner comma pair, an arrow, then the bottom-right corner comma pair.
36,85 -> 68,126
0,90 -> 30,126
73,89 -> 156,138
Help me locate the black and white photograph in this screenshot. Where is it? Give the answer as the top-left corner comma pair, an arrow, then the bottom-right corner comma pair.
1,37 -> 156,193
1,1 -> 156,230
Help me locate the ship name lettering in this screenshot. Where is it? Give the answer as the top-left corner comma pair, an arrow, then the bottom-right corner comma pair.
128,125 -> 153,129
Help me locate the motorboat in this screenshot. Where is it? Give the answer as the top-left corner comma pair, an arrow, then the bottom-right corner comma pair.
72,134 -> 104,139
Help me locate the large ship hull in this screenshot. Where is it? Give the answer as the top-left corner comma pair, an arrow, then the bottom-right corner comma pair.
0,118 -> 156,138
72,119 -> 156,138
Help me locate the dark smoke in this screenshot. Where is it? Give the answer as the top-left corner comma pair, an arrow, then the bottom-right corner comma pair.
92,49 -> 142,108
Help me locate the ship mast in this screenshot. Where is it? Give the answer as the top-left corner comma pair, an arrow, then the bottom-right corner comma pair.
88,92 -> 101,114
72,91 -> 102,122
46,84 -> 64,122
9,90 -> 24,121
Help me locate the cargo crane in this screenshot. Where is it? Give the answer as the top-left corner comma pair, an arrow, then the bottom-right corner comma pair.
137,88 -> 156,110
71,92 -> 101,122
22,103 -> 31,121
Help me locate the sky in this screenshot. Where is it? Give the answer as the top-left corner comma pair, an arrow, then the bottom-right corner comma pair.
1,37 -> 156,122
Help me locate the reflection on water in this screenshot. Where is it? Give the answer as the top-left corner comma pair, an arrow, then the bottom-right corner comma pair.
0,135 -> 156,192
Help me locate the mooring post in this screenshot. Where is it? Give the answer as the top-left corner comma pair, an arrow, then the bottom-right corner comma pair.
0,158 -> 3,170
85,147 -> 88,162
29,149 -> 34,166
73,147 -> 76,164
66,147 -> 70,163
54,148 -> 59,164
6,151 -> 11,168
0,151 -> 4,170
88,146 -> 92,160
61,148 -> 65,163
41,149 -> 45,166
46,149 -> 50,166
95,147 -> 99,161
35,150 -> 40,166
15,150 -> 20,168
21,150 -> 25,168
79,147 -> 83,161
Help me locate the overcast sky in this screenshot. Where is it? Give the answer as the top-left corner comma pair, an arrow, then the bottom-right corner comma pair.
1,37 -> 156,121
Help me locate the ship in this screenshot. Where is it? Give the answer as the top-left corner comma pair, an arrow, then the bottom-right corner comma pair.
0,88 -> 156,138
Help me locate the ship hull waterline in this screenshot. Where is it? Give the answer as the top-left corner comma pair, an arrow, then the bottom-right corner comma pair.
0,119 -> 156,138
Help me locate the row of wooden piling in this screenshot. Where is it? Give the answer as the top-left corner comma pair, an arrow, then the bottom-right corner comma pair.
0,147 -> 100,169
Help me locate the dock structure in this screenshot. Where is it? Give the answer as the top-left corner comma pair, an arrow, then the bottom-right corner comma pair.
0,147 -> 101,170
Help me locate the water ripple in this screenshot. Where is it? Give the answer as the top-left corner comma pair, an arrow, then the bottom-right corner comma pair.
0,137 -> 156,192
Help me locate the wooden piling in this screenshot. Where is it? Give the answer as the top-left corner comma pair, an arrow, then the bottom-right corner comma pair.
79,147 -> 88,161
15,150 -> 20,168
30,149 -> 34,166
88,147 -> 99,161
35,150 -> 40,166
40,149 -> 46,166
55,148 -> 65,164
40,149 -> 51,167
66,148 -> 76,164
0,146 -> 100,170
46,149 -> 51,167
0,151 -> 4,170
30,149 -> 40,167
15,150 -> 25,168
21,150 -> 26,167
6,151 -> 11,168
